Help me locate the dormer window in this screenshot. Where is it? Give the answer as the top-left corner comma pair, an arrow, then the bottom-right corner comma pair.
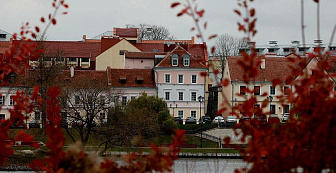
136,76 -> 143,84
182,54 -> 190,66
119,76 -> 126,84
171,54 -> 178,66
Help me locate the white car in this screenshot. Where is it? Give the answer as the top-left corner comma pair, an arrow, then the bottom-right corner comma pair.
226,116 -> 238,124
282,113 -> 290,122
213,116 -> 225,123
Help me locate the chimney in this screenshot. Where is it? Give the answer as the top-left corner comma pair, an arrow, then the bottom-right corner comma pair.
269,40 -> 278,46
191,36 -> 195,44
260,58 -> 265,69
82,35 -> 86,41
70,66 -> 74,78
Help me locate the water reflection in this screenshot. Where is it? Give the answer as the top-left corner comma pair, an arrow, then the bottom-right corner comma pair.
173,158 -> 249,173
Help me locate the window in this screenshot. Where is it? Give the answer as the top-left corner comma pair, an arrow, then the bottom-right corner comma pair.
178,110 -> 184,118
113,96 -> 119,103
240,86 -> 247,95
131,96 -> 136,100
122,96 -> 127,106
119,50 -> 126,55
171,54 -> 178,66
178,92 -> 184,101
283,48 -> 290,52
0,96 -> 5,105
81,58 -> 90,62
270,105 -> 276,114
283,105 -> 290,114
178,74 -> 184,84
191,92 -> 197,101
100,96 -> 105,105
75,96 -> 80,104
34,112 -> 41,120
329,47 -> 336,51
268,48 -> 275,53
165,74 -> 171,83
165,92 -> 170,101
191,111 -> 196,118
284,86 -> 290,95
69,58 -> 76,62
9,96 -> 14,105
0,114 -> 5,119
254,86 -> 260,95
182,54 -> 190,66
191,75 -> 197,84
270,86 -> 275,95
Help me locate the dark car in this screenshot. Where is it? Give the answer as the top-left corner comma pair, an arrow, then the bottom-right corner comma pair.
199,116 -> 211,124
29,121 -> 41,128
185,116 -> 197,124
252,114 -> 267,125
268,114 -> 280,125
174,117 -> 183,124
239,116 -> 251,123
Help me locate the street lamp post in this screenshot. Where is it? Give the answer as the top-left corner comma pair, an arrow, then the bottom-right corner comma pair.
268,96 -> 273,117
198,95 -> 204,148
170,104 -> 177,117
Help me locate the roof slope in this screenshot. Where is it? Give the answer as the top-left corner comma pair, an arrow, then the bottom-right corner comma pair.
125,52 -> 166,59
227,56 -> 307,81
108,68 -> 155,88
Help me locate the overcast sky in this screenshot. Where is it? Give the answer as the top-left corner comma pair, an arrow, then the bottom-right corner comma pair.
1,0 -> 336,46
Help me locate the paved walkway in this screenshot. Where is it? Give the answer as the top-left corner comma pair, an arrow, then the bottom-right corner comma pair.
201,128 -> 248,145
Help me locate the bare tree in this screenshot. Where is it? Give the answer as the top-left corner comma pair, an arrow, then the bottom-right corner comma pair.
127,24 -> 175,41
20,39 -> 67,129
59,72 -> 117,148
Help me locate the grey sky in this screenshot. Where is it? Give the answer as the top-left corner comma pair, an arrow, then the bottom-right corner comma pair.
1,0 -> 336,46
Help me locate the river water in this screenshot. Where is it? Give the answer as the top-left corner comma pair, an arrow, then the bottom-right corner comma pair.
172,158 -> 249,173
1,158 -> 248,173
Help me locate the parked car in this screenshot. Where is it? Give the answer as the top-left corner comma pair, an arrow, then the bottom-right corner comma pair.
213,116 -> 225,123
252,114 -> 267,125
29,120 -> 40,128
174,117 -> 183,124
268,114 -> 280,125
185,116 -> 197,124
239,116 -> 251,123
226,116 -> 238,124
282,113 -> 290,123
199,116 -> 211,124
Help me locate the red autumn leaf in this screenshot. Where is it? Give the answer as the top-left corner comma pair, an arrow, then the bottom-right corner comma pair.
217,107 -> 227,115
272,78 -> 282,86
204,21 -> 207,29
313,0 -> 319,2
208,34 -> 217,40
222,78 -> 230,86
171,2 -> 180,8
214,69 -> 219,75
250,8 -> 255,17
190,27 -> 195,31
211,46 -> 216,54
200,72 -> 207,76
62,12 -> 68,15
64,4 -> 69,8
51,18 -> 57,25
234,9 -> 241,16
196,9 -> 205,17
35,26 -> 40,33
40,17 -> 45,23
223,137 -> 231,146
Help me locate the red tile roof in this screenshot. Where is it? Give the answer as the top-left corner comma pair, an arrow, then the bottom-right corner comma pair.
125,52 -> 166,59
134,43 -> 165,52
108,68 -> 155,88
13,40 -> 101,59
155,45 -> 206,68
0,41 -> 9,54
114,28 -> 138,38
227,56 -> 310,82
101,37 -> 121,53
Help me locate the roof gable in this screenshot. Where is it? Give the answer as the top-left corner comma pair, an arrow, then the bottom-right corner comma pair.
155,45 -> 205,68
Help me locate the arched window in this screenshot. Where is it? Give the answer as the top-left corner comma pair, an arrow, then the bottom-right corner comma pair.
182,54 -> 190,66
171,54 -> 178,66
